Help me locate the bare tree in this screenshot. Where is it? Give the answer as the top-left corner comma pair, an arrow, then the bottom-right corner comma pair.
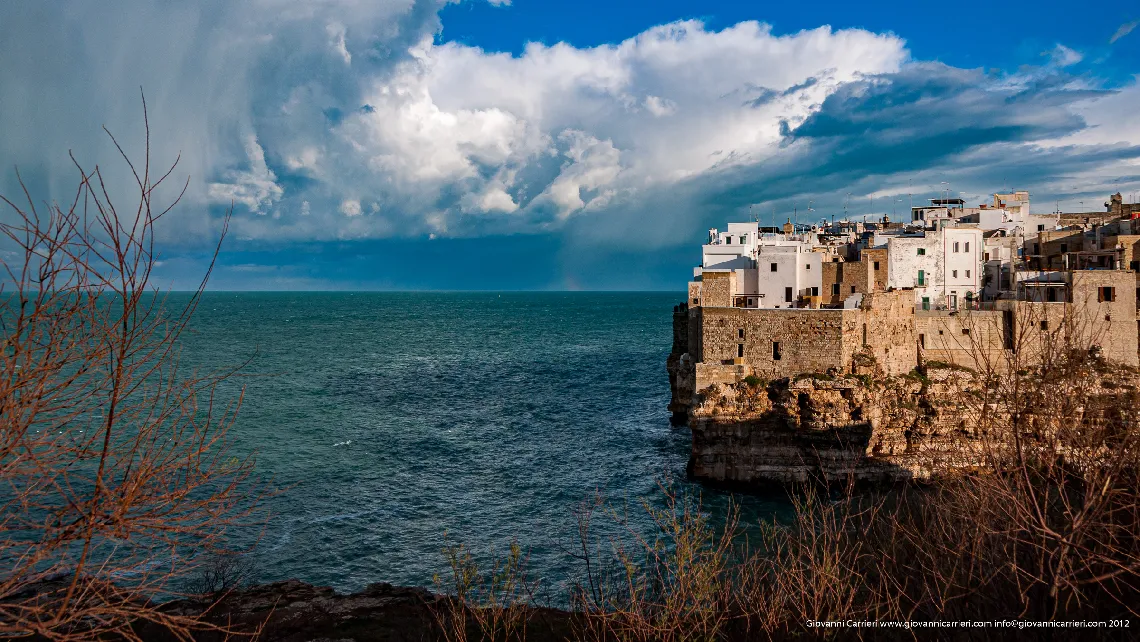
0,95 -> 265,640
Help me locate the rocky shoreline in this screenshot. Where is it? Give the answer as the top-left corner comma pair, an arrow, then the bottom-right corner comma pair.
145,580 -> 576,641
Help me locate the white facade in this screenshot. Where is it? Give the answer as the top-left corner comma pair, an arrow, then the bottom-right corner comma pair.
886,227 -> 984,310
982,233 -> 1019,300
754,244 -> 822,308
701,223 -> 761,272
694,223 -> 821,309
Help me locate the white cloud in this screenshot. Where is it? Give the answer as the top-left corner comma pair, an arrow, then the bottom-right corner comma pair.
543,130 -> 622,217
327,22 -> 352,65
207,136 -> 283,213
462,183 -> 519,213
309,20 -> 908,232
1110,20 -> 1138,44
286,146 -> 322,171
1048,43 -> 1083,67
340,199 -> 362,216
644,95 -> 676,117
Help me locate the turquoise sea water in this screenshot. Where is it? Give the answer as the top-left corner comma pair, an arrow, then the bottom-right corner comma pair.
178,292 -> 781,593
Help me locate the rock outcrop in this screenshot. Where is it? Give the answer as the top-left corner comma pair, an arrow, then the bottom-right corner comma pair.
145,580 -> 576,641
685,371 -> 990,484
672,352 -> 1139,487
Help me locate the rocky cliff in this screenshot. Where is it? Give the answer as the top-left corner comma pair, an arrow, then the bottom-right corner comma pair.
668,306 -> 1139,486
685,371 -> 990,484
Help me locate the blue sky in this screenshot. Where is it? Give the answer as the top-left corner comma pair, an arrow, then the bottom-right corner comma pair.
2,0 -> 1139,290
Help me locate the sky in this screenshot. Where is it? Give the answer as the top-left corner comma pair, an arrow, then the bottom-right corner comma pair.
1,0 -> 1139,290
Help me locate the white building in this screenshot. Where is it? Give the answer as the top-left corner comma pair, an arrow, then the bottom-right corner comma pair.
694,223 -> 821,309
886,226 -> 984,310
701,222 -> 761,272
755,243 -> 822,308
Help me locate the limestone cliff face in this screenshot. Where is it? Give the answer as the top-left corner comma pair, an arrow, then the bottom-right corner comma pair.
685,372 -> 991,484
666,306 -> 694,420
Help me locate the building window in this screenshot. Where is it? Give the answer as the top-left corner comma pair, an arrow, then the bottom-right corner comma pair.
747,298 -> 753,306
738,328 -> 744,339
966,270 -> 971,278
917,269 -> 925,286
965,242 -> 970,252
1037,224 -> 1045,232
738,344 -> 745,358
922,297 -> 930,311
811,286 -> 819,297
919,333 -> 925,348
873,261 -> 880,270
962,328 -> 971,335
771,262 -> 778,272
832,283 -> 840,296
806,263 -> 811,270
1047,288 -> 1057,303
1040,320 -> 1048,330
851,285 -> 857,294
950,294 -> 957,309
954,242 -> 960,252
785,287 -> 793,303
773,341 -> 782,361
984,252 -> 990,261
739,236 -> 747,244
952,270 -> 958,278
1098,287 -> 1116,303
726,237 -> 732,244
917,248 -> 926,256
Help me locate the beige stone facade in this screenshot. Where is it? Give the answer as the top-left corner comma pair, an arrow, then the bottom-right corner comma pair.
820,259 -> 872,306
686,289 -> 918,383
677,268 -> 1139,398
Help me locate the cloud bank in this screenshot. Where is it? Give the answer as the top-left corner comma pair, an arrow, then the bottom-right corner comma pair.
3,2 -> 1140,288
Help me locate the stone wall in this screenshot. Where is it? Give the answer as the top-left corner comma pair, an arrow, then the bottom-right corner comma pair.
862,247 -> 889,291
916,310 -> 1007,370
860,290 -> 919,375
820,259 -> 872,307
688,289 -> 919,384
695,307 -> 851,378
687,281 -> 701,307
1070,270 -> 1139,366
1033,229 -> 1085,269
700,271 -> 733,307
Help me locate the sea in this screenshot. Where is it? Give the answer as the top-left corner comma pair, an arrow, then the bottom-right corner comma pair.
177,292 -> 785,594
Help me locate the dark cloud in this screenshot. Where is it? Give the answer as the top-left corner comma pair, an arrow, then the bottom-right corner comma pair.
565,62 -> 1140,265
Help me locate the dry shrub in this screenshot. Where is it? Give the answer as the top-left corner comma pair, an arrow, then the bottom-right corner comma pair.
568,483 -> 738,642
431,538 -> 538,642
0,96 -> 265,640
